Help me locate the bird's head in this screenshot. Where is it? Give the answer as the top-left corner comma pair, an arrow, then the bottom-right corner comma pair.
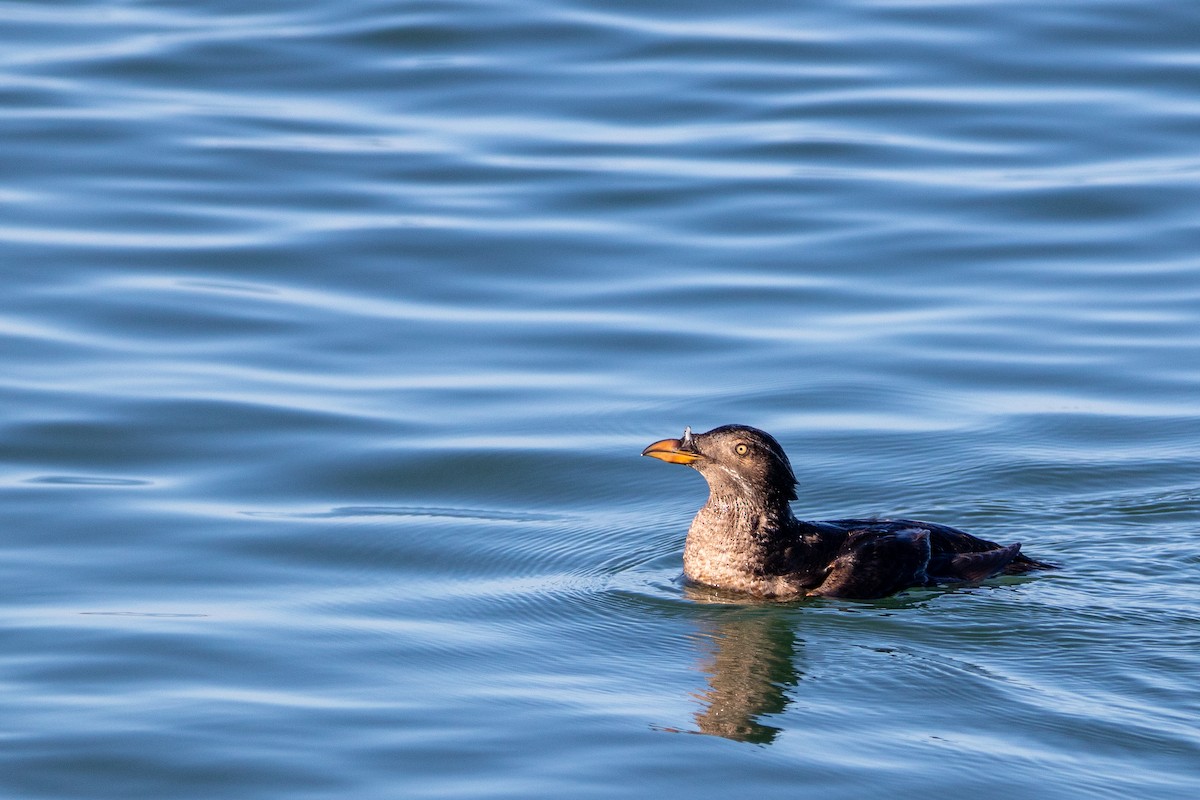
642,424 -> 798,504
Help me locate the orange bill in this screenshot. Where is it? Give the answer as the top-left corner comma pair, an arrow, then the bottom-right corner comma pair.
641,438 -> 702,465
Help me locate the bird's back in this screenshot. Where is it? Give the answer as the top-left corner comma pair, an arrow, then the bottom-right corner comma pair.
815,517 -> 1054,579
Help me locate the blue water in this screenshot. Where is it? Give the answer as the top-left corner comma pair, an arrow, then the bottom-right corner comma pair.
3,1 -> 1199,797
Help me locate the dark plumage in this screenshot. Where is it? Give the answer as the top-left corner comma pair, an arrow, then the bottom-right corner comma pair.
642,424 -> 1055,599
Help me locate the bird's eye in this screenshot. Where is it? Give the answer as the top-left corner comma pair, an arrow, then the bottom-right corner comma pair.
735,443 -> 749,456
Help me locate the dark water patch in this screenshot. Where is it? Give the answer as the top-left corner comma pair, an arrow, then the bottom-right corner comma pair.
79,618 -> 208,623
23,475 -> 155,487
242,504 -> 564,523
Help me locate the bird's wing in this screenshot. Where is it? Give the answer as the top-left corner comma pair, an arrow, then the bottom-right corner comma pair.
929,542 -> 1022,582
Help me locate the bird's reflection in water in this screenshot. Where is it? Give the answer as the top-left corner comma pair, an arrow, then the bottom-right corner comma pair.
681,585 -> 802,744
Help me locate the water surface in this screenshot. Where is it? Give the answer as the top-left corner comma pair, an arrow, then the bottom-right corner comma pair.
2,1 -> 1199,798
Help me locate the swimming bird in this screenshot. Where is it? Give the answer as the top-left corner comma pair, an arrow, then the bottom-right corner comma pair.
642,424 -> 1055,599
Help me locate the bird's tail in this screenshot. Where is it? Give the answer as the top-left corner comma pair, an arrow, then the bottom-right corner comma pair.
1003,550 -> 1059,574
944,542 -> 1023,582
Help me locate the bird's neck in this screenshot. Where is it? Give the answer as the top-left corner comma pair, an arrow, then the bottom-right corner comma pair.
697,490 -> 795,539
682,490 -> 799,592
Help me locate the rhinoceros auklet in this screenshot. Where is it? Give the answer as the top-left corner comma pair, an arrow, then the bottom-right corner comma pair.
643,424 -> 1055,599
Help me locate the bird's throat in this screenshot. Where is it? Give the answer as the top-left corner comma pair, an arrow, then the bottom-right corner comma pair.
682,493 -> 795,589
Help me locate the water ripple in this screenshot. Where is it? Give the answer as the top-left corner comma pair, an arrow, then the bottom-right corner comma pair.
4,0 -> 1200,797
